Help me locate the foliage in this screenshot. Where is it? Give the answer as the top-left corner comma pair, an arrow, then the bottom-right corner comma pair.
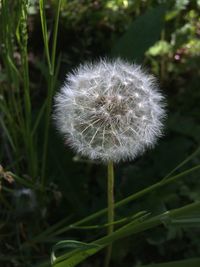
0,0 -> 200,267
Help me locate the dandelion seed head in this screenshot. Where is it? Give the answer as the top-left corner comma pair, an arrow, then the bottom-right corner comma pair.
53,58 -> 166,163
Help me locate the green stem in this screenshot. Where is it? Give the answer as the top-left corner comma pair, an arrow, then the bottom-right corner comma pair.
22,164 -> 200,246
95,201 -> 200,247
52,201 -> 200,267
40,0 -> 62,185
104,161 -> 114,267
39,0 -> 51,71
18,0 -> 36,177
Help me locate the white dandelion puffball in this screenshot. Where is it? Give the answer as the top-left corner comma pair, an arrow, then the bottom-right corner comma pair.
54,59 -> 166,163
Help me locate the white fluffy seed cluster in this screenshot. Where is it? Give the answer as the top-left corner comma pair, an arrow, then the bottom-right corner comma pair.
53,59 -> 166,163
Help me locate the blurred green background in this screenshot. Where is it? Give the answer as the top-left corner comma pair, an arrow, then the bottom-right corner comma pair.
0,0 -> 200,266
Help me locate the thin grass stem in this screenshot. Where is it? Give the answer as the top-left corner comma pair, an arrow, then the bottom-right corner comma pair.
40,0 -> 62,185
38,164 -> 200,240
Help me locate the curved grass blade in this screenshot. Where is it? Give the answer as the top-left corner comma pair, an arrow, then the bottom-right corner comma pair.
51,201 -> 200,267
49,164 -> 200,237
22,164 -> 200,247
51,240 -> 102,267
69,211 -> 149,230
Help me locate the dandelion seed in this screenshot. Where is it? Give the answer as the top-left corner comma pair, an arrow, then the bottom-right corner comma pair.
53,58 -> 166,163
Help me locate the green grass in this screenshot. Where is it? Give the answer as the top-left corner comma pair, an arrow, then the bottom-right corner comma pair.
0,0 -> 61,185
1,1 -> 200,267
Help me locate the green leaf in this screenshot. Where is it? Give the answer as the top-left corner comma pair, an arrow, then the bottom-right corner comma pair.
25,164 -> 200,246
140,258 -> 200,267
51,202 -> 200,267
0,117 -> 16,152
170,216 -> 200,227
146,40 -> 172,56
52,240 -> 102,267
69,211 -> 149,230
112,5 -> 166,62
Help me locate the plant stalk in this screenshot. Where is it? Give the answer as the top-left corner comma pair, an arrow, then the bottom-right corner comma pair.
39,0 -> 62,185
104,161 -> 114,267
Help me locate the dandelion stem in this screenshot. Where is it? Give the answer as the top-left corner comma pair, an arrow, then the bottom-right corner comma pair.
104,161 -> 114,267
